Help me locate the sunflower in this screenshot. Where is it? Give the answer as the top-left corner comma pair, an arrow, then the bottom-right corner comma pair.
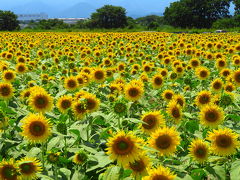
21,113 -> 52,143
207,128 -> 239,156
151,74 -> 164,89
220,68 -> 231,78
149,127 -> 180,156
188,139 -> 209,163
56,95 -> 72,113
211,78 -> 223,92
0,111 -> 8,132
124,83 -> 144,101
73,150 -> 88,165
232,69 -> 240,86
82,93 -> 100,113
2,70 -> 16,82
195,66 -> 210,80
72,100 -> 87,119
76,74 -> 86,88
47,152 -> 60,164
16,63 -> 27,74
106,131 -> 143,166
125,152 -> 150,179
17,157 -> 42,180
140,111 -> 165,134
195,90 -> 212,107
29,91 -> 53,113
189,58 -> 200,68
172,94 -> 185,108
199,104 -> 224,128
0,159 -> 18,180
162,89 -> 174,102
92,68 -> 106,83
167,101 -> 182,123
143,165 -> 176,180
224,82 -> 235,92
64,76 -> 78,91
0,82 -> 14,100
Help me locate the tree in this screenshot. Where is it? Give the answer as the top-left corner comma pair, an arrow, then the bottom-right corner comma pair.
90,5 -> 127,29
164,0 -> 231,28
232,0 -> 240,15
136,15 -> 165,29
0,10 -> 19,31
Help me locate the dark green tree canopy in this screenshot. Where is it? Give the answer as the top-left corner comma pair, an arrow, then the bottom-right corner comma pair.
0,10 -> 19,31
90,5 -> 127,29
164,0 -> 231,28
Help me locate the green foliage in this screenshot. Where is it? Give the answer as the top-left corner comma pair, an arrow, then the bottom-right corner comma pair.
164,0 -> 231,28
27,19 -> 69,30
90,5 -> 127,29
136,15 -> 164,30
212,15 -> 240,29
0,10 -> 19,31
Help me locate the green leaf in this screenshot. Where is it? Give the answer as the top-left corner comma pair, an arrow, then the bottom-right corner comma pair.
191,169 -> 206,180
47,136 -> 63,151
230,160 -> 240,180
87,153 -> 112,172
100,166 -> 120,180
185,120 -> 199,133
59,168 -> 71,179
28,147 -> 41,157
213,166 -> 225,180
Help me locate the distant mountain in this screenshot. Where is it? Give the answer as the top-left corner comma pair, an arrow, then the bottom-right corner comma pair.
2,0 -> 176,18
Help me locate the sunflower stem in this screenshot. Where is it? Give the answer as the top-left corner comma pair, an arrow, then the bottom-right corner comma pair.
86,115 -> 92,142
41,143 -> 46,172
118,116 -> 122,129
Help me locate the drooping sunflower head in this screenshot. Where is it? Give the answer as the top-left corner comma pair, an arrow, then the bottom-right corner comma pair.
73,150 -> 88,165
21,113 -> 52,143
17,157 -> 42,180
125,152 -> 150,179
106,131 -> 142,166
167,100 -> 182,123
2,70 -> 16,82
151,74 -> 164,89
72,100 -> 87,119
140,111 -> 165,134
56,95 -> 72,113
188,139 -> 209,163
143,165 -> 176,180
149,127 -> 180,156
199,104 -> 224,128
207,128 -> 239,156
0,159 -> 19,180
195,90 -> 212,107
124,83 -> 144,102
29,91 -> 53,113
0,82 -> 14,100
64,76 -> 78,91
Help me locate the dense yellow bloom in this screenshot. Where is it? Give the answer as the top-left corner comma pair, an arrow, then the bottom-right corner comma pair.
0,82 -> 14,100
106,131 -> 143,166
207,128 -> 239,156
188,139 -> 209,163
149,127 -> 180,156
21,113 -> 52,143
124,82 -> 144,101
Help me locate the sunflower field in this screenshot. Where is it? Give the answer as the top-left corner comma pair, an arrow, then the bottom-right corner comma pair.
0,32 -> 240,180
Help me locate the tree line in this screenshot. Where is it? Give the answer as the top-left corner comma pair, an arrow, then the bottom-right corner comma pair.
0,0 -> 240,31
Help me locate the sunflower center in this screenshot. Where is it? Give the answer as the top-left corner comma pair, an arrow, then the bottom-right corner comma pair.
194,146 -> 207,158
86,98 -> 97,110
200,70 -> 207,77
152,175 -> 169,180
61,100 -> 71,109
213,82 -> 222,90
205,110 -> 218,122
129,160 -> 145,172
156,135 -> 172,149
114,138 -> 134,155
128,87 -> 139,97
165,93 -> 173,100
234,73 -> 240,83
5,73 -> 13,80
199,95 -> 210,104
216,135 -> 232,148
191,60 -> 199,67
35,96 -> 48,108
20,163 -> 35,174
2,165 -> 17,179
154,77 -> 162,85
171,107 -> 180,119
29,121 -> 46,136
0,86 -> 10,96
67,80 -> 77,88
95,71 -> 104,80
144,66 -> 151,72
142,115 -> 157,129
18,65 -> 25,72
75,103 -> 86,114
77,77 -> 84,85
